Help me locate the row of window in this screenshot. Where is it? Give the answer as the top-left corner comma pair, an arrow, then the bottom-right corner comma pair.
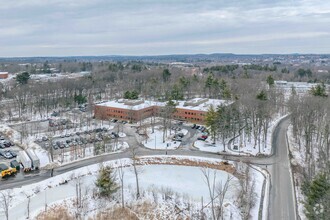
179,111 -> 205,116
106,109 -> 124,114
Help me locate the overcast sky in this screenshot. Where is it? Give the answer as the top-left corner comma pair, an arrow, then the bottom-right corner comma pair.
0,0 -> 329,57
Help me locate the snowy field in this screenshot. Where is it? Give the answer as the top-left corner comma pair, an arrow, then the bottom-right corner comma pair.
194,114 -> 288,156
0,156 -> 267,220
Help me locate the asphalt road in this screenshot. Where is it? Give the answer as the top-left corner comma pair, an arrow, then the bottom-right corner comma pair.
0,117 -> 296,220
268,117 -> 296,220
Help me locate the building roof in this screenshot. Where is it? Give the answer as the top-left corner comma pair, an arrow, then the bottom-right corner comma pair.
96,99 -> 165,110
96,98 -> 232,112
175,98 -> 231,112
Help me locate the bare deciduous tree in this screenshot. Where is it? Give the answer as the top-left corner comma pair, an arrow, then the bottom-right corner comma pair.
0,190 -> 13,220
130,146 -> 140,199
117,162 -> 125,208
201,168 -> 233,220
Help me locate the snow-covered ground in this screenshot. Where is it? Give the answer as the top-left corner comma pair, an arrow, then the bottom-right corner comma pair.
142,126 -> 188,150
287,125 -> 306,219
0,156 -> 267,220
0,124 -> 23,146
194,114 -> 288,156
54,141 -> 129,165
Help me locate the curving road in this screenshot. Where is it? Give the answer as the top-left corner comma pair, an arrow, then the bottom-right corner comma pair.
0,117 -> 296,220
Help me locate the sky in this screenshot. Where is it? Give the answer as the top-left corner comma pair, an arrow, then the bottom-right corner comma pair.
0,0 -> 330,57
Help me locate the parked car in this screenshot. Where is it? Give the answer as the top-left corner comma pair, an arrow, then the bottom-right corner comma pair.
4,141 -> 11,147
172,137 -> 183,142
51,111 -> 59,117
35,138 -> 42,143
176,133 -> 184,138
8,150 -> 17,157
0,150 -> 14,159
197,135 -> 208,141
191,124 -> 196,129
195,125 -> 200,129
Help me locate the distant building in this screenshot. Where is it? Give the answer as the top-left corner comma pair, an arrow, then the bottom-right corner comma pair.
0,72 -> 9,79
274,80 -> 329,95
94,98 -> 232,123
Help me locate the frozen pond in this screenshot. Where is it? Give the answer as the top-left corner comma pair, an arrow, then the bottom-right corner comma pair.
3,164 -> 239,220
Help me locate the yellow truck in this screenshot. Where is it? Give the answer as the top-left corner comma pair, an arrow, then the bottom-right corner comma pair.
0,163 -> 17,178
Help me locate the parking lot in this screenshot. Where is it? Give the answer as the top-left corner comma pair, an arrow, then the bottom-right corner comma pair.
34,120 -> 128,160
0,133 -> 21,169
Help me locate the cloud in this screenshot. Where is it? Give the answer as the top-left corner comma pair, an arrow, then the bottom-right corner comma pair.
0,0 -> 329,56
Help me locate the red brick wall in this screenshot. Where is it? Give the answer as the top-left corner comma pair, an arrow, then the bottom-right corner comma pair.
173,108 -> 206,123
0,73 -> 8,79
95,105 -> 157,122
95,105 -> 207,124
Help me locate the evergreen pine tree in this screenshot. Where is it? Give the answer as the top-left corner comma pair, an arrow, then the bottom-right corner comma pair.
95,165 -> 119,198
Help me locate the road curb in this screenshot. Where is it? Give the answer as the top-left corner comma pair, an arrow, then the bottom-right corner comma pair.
286,128 -> 300,220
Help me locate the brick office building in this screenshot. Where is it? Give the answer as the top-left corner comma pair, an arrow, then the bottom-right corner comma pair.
0,72 -> 8,79
94,98 -> 231,124
94,99 -> 162,122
